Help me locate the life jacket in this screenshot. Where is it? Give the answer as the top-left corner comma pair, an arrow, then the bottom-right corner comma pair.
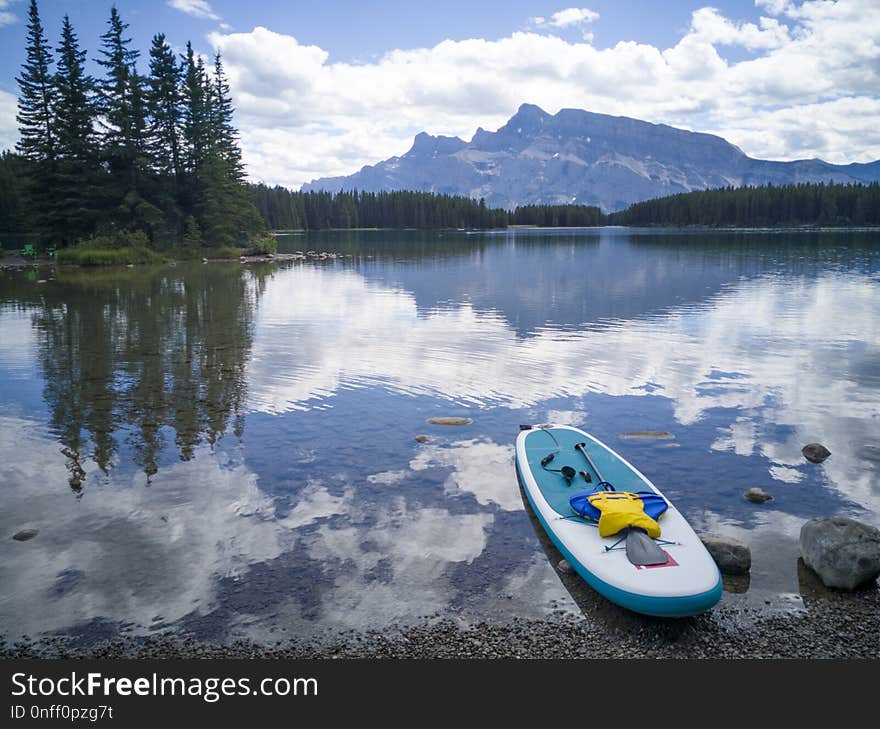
570,489 -> 668,522
585,491 -> 662,538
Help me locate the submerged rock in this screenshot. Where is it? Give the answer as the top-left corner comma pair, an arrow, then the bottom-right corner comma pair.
698,533 -> 751,575
414,435 -> 431,443
857,444 -> 880,464
745,487 -> 773,503
802,443 -> 831,464
13,529 -> 38,542
620,431 -> 675,440
721,573 -> 751,594
800,517 -> 880,590
426,417 -> 472,426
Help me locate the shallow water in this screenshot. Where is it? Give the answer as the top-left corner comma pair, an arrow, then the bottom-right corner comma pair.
1,227 -> 879,642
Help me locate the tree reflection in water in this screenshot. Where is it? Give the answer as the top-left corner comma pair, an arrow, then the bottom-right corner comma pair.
22,263 -> 272,491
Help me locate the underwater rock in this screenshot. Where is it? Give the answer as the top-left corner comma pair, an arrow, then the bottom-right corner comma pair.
857,444 -> 880,464
698,533 -> 751,575
745,487 -> 773,503
800,517 -> 880,590
426,417 -> 472,426
13,529 -> 38,542
620,431 -> 675,440
414,435 -> 431,443
802,443 -> 831,464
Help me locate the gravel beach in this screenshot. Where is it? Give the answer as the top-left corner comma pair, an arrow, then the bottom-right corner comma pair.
4,587 -> 878,660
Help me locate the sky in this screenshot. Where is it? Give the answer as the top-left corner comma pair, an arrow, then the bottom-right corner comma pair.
0,0 -> 879,189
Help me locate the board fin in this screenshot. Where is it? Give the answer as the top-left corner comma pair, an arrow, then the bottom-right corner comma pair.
625,527 -> 668,566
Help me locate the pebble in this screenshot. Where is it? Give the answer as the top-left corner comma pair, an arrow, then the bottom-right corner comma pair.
5,592 -> 880,659
745,487 -> 773,503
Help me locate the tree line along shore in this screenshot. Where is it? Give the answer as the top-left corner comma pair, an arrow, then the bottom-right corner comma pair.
1,1 -> 879,266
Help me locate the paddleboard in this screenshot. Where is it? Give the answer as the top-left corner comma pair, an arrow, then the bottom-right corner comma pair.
515,425 -> 722,617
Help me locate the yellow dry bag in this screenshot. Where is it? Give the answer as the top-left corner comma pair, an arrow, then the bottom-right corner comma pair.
586,491 -> 661,538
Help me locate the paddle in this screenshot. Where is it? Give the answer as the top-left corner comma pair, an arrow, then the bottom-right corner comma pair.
624,527 -> 669,566
575,442 -> 668,567
574,442 -> 614,491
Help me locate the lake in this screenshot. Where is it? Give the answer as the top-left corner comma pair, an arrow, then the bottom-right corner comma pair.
1,227 -> 879,643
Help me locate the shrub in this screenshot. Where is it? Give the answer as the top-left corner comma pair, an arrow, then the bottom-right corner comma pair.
57,246 -> 164,266
252,235 -> 277,255
183,216 -> 203,250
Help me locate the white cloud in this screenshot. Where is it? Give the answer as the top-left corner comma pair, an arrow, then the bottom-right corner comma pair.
167,0 -> 220,22
0,0 -> 16,27
366,469 -> 409,486
756,0 -> 794,14
198,0 -> 880,190
0,89 -> 17,152
690,7 -> 791,50
533,8 -> 600,28
410,439 -> 520,511
301,502 -> 493,628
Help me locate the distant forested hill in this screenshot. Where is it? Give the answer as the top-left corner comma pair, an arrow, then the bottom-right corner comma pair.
607,182 -> 880,227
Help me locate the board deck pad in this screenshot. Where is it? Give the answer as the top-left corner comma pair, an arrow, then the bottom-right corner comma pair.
523,426 -> 649,515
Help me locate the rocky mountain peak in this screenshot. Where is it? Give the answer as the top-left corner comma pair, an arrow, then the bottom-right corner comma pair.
303,105 -> 880,211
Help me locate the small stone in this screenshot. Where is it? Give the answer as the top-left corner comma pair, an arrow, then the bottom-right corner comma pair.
13,529 -> 38,542
426,417 -> 472,426
557,559 -> 574,574
414,435 -> 431,443
698,533 -> 751,575
745,487 -> 772,503
802,443 -> 831,464
201,257 -> 208,263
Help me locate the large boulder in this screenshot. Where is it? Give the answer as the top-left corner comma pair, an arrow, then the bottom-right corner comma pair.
799,517 -> 880,590
698,533 -> 751,575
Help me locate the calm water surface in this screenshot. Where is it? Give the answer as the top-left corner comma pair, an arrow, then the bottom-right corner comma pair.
1,227 -> 879,642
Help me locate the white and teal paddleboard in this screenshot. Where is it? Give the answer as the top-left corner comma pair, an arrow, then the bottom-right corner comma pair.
516,425 -> 722,617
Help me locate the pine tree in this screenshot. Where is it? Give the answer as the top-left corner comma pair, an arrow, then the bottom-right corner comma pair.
146,34 -> 183,180
211,53 -> 243,181
54,16 -> 94,161
16,0 -> 55,163
96,6 -> 142,185
51,14 -> 100,244
181,42 -> 209,174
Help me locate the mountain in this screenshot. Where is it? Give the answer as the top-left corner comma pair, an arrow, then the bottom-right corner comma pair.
302,104 -> 880,212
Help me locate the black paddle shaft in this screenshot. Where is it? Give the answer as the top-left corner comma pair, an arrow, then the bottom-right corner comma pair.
575,442 -> 606,482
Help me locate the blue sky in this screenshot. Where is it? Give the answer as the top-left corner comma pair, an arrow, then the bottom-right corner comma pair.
1,1 -> 878,188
